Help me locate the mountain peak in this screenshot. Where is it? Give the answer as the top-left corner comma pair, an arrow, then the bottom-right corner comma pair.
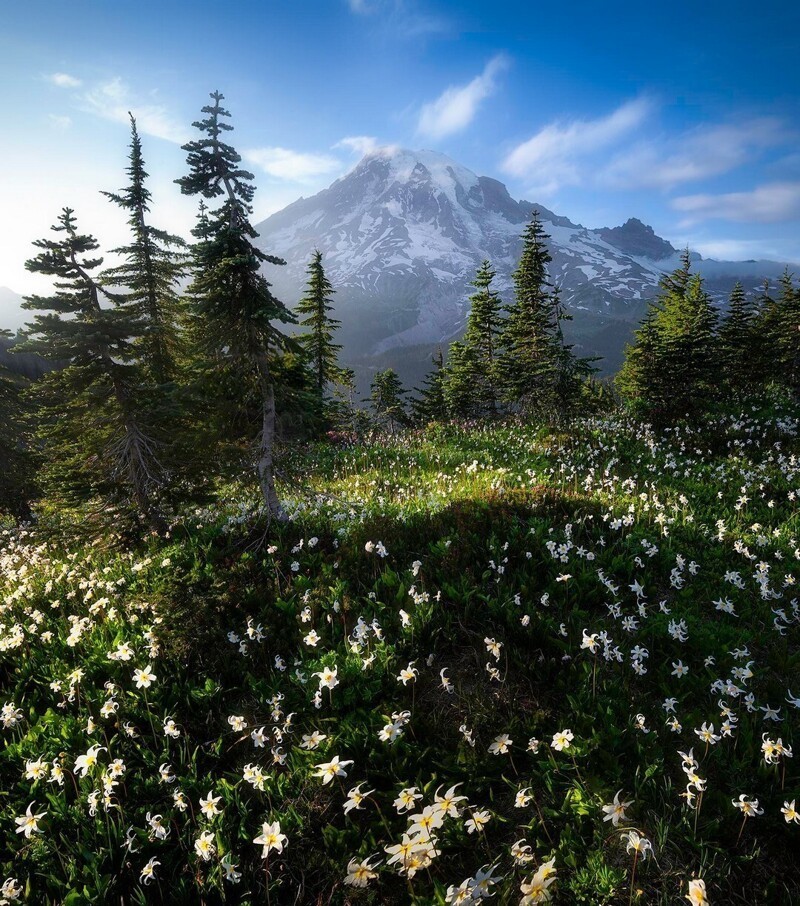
354,147 -> 482,202
597,218 -> 675,260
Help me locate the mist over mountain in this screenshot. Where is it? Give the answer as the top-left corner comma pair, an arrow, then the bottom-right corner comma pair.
254,148 -> 793,386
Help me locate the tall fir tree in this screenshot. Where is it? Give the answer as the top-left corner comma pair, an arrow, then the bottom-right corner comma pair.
20,208 -> 166,532
101,114 -> 188,384
413,346 -> 448,422
775,269 -> 800,395
176,91 -> 294,517
497,211 -> 587,415
549,284 -> 597,419
444,260 -> 503,417
368,368 -> 408,433
616,309 -> 664,412
296,250 -> 343,393
498,212 -> 558,410
717,282 -> 756,395
617,256 -> 717,420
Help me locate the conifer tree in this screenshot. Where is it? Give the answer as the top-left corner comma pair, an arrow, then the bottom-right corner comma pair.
775,269 -> 800,395
0,332 -> 32,515
750,279 -> 780,388
616,309 -> 664,412
549,284 -> 597,418
412,346 -> 448,422
617,256 -> 717,420
442,341 -> 478,418
20,208 -> 166,531
445,260 -> 503,416
176,91 -> 294,517
498,212 -> 558,409
296,250 -> 343,393
368,368 -> 408,433
659,272 -> 717,408
498,211 -> 581,415
102,115 -> 188,384
718,282 -> 755,395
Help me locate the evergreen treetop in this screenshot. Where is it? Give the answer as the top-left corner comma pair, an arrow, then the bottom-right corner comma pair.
296,249 -> 343,392
101,114 -> 188,383
176,91 -> 293,516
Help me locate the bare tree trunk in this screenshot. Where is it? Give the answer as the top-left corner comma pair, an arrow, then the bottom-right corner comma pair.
254,346 -> 286,520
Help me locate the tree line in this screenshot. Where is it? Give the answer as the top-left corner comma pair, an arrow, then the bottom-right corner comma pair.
0,93 -> 353,528
1,90 -> 798,529
617,253 -> 799,420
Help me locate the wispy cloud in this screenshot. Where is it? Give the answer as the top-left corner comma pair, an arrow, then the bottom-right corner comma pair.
46,72 -> 82,88
47,114 -> 72,131
672,181 -> 800,225
346,0 -> 450,36
417,55 -> 508,140
244,147 -> 341,182
601,118 -> 788,190
684,237 -> 799,262
334,135 -> 381,156
80,78 -> 189,144
502,98 -> 651,194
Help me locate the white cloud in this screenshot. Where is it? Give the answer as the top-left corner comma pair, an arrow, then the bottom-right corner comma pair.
48,114 -> 72,131
81,78 -> 190,145
502,98 -> 651,194
335,135 -> 380,156
346,0 -> 448,34
243,147 -> 341,182
601,118 -> 788,190
47,72 -> 82,88
673,181 -> 800,225
683,237 -> 799,262
417,54 -> 508,140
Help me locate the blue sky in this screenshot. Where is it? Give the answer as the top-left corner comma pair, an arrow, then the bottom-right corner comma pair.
2,0 -> 799,293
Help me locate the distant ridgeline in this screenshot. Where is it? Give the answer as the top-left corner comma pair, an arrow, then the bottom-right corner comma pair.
0,334 -> 52,380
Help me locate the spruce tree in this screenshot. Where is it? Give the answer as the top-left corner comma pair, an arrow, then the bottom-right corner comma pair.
296,250 -> 343,393
176,91 -> 294,517
20,208 -> 166,532
616,309 -> 664,413
617,257 -> 717,420
775,269 -> 800,395
102,114 -> 188,384
443,341 -> 478,418
447,259 -> 503,416
549,284 -> 597,418
497,211 -> 559,411
412,346 -> 448,423
368,368 -> 408,433
718,282 -> 755,395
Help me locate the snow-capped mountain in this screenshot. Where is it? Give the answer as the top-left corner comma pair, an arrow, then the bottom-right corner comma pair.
255,149 -> 679,361
0,149 -> 792,385
257,148 -> 783,376
253,149 -> 792,381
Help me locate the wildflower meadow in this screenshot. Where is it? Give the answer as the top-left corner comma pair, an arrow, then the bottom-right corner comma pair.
1,408 -> 798,904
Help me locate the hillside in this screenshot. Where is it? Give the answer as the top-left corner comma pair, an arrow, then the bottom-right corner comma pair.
1,410 -> 798,903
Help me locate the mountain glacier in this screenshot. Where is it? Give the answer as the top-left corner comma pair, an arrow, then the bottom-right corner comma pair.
253,148 -> 790,382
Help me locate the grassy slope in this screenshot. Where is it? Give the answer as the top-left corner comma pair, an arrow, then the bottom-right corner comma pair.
1,411 -> 799,904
